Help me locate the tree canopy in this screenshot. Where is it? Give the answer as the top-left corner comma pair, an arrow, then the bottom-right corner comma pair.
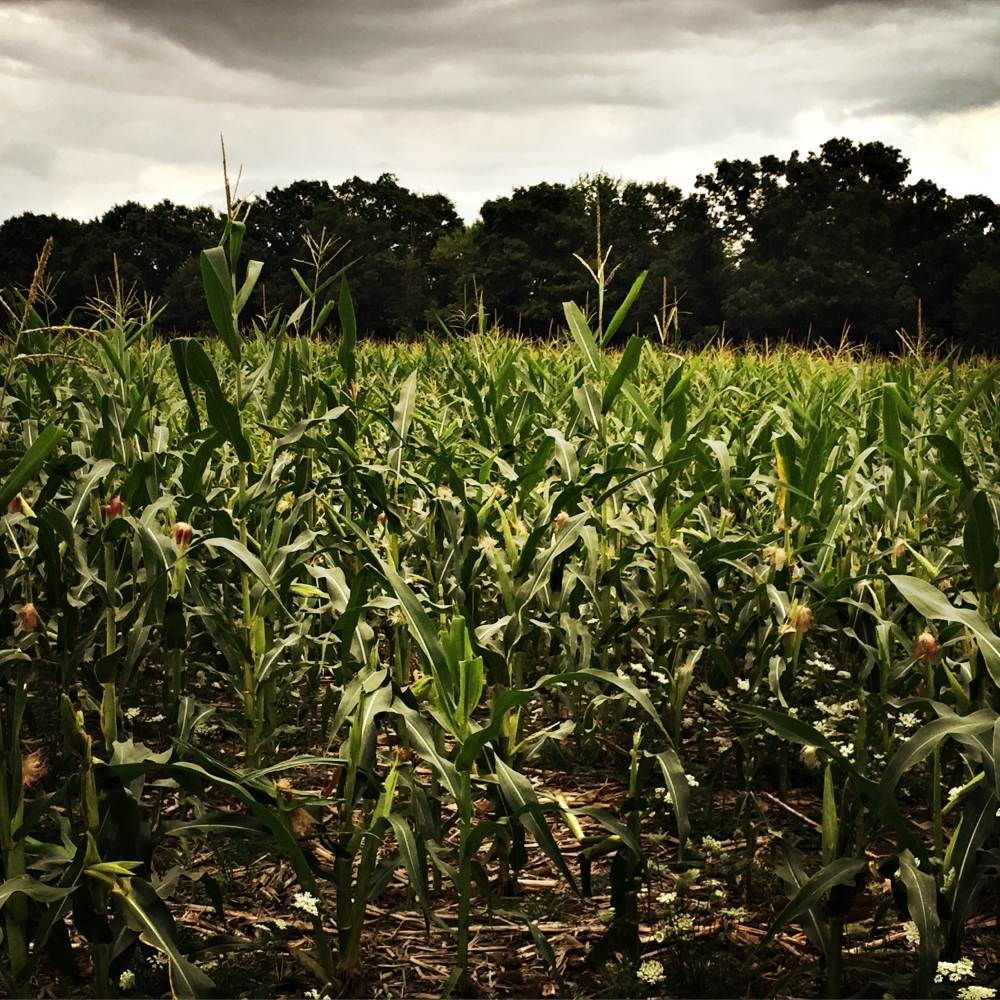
2,139 -> 998,347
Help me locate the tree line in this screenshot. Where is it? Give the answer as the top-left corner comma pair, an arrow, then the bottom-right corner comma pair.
1,137 -> 997,347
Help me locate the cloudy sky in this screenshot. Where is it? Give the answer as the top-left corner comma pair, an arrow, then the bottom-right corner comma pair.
1,0 -> 998,222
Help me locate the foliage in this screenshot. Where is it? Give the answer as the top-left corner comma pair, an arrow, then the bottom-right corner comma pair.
0,198 -> 999,999
2,137 -> 999,346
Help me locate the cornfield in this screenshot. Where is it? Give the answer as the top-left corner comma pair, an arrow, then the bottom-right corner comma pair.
1,205 -> 1000,1000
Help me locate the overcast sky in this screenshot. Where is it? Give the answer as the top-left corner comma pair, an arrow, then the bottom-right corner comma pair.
1,0 -> 998,222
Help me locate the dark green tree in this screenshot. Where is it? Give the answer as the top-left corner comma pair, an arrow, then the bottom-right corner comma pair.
471,182 -> 591,335
321,174 -> 463,336
0,213 -> 101,318
98,200 -> 219,328
698,139 -> 920,345
576,174 -> 729,341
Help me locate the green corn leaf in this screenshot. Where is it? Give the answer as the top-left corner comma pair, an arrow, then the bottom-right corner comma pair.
880,710 -> 996,795
573,805 -> 642,860
563,301 -> 603,376
227,219 -> 245,269
653,748 -> 691,850
457,653 -> 485,736
544,428 -> 579,483
773,433 -> 798,518
992,717 -> 1000,800
964,490 -> 999,593
0,423 -> 63,510
518,513 -> 587,607
183,339 -> 252,462
388,370 -> 418,477
388,701 -> 462,801
386,814 -> 434,931
764,857 -> 867,944
290,267 -> 312,298
927,434 -> 974,492
494,757 -> 577,894
380,560 -> 451,708
620,379 -> 659,432
774,840 -> 831,958
602,335 -> 644,411
338,276 -> 357,385
573,383 -> 603,434
945,791 -> 996,954
897,849 -> 941,996
285,300 -> 308,331
235,259 -> 263,314
455,686 -> 538,770
247,754 -> 355,782
163,814 -> 269,839
882,382 -> 904,457
550,668 -> 671,743
737,705 -> 863,780
66,457 -> 115,526
821,764 -> 839,865
313,298 -> 337,334
940,368 -> 996,434
669,544 -> 717,616
0,876 -> 75,906
170,338 -> 201,430
199,536 -> 290,618
113,875 -> 216,999
106,750 -> 330,927
602,270 -> 647,344
200,245 -> 239,361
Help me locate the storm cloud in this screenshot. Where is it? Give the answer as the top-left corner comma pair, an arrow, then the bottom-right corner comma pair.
1,0 -> 998,221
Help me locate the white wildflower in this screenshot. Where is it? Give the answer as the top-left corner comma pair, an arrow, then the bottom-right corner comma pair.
935,958 -> 975,983
637,959 -> 665,985
957,987 -> 997,1000
902,920 -> 920,945
293,890 -> 320,917
118,970 -> 136,990
125,707 -> 140,720
736,678 -> 750,692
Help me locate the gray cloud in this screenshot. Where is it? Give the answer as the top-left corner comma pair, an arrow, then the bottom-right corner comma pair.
0,0 -> 998,222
